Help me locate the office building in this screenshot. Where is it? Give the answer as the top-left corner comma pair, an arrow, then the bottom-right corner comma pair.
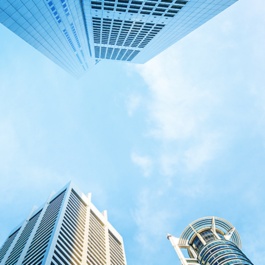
0,0 -> 93,76
0,0 -> 238,75
167,216 -> 253,265
0,182 -> 127,265
85,0 -> 238,64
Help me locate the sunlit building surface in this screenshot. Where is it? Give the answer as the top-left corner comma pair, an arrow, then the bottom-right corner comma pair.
168,216 -> 253,265
0,182 -> 127,265
0,0 -> 238,75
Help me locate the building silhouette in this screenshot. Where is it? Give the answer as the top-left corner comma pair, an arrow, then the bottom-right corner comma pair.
0,0 -> 237,76
0,182 -> 127,265
167,216 -> 253,265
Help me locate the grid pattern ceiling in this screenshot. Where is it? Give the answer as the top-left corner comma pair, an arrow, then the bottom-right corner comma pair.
91,0 -> 188,17
93,18 -> 165,48
90,0 -> 187,61
94,46 -> 140,60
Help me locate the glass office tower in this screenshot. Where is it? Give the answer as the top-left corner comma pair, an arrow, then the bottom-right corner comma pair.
0,0 -> 238,75
168,216 -> 253,265
84,0 -> 238,63
0,182 -> 127,265
0,0 -> 93,76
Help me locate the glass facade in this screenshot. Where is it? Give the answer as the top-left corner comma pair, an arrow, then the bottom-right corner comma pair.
199,239 -> 253,265
84,0 -> 238,63
0,0 -> 238,74
0,0 -> 93,76
0,183 -> 127,265
168,216 -> 253,265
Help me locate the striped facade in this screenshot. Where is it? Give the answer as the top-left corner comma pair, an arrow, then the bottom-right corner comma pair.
168,216 -> 253,265
0,183 -> 127,265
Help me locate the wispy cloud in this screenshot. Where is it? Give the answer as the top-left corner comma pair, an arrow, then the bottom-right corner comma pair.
184,132 -> 222,171
131,152 -> 153,177
129,14 -> 265,261
129,45 -> 224,260
135,48 -> 223,174
126,93 -> 142,116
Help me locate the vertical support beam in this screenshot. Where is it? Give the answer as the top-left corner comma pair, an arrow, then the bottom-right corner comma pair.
211,217 -> 220,240
188,245 -> 197,259
167,235 -> 188,265
224,227 -> 235,241
190,225 -> 206,245
212,217 -> 216,233
104,211 -> 111,265
81,192 -> 92,264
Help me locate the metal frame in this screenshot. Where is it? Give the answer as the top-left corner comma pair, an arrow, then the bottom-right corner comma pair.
168,216 -> 242,265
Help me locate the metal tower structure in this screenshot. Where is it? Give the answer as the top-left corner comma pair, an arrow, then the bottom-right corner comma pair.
168,216 -> 253,265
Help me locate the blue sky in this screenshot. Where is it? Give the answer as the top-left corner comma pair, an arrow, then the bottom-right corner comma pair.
0,0 -> 265,264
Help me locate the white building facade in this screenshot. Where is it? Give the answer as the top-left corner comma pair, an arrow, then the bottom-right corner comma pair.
168,216 -> 253,265
0,182 -> 127,265
0,0 -> 238,75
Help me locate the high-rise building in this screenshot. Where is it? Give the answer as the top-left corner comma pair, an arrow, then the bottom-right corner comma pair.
0,182 -> 127,265
0,0 -> 238,76
86,0 -> 238,64
0,0 -> 94,76
167,216 -> 253,265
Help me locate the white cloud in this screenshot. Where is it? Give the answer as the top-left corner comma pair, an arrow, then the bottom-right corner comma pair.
184,132 -> 222,171
131,152 -> 153,177
134,47 -> 223,174
130,34 -> 228,258
130,1 -> 265,263
137,50 -> 217,140
126,94 -> 142,116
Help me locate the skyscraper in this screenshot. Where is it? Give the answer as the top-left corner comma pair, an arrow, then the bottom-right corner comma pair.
0,0 -> 93,76
0,0 -> 238,76
167,216 -> 253,265
86,0 -> 238,64
0,182 -> 127,265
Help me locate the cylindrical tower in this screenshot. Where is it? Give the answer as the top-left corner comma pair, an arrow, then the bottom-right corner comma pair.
167,216 -> 253,265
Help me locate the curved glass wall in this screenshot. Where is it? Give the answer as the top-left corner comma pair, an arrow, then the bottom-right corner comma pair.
191,230 -> 216,254
198,240 -> 253,265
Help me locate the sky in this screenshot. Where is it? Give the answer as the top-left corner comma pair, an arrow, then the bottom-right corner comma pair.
0,0 -> 265,264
